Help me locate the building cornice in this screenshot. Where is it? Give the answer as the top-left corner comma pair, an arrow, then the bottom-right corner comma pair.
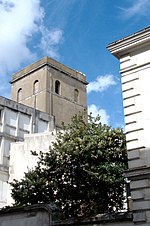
107,26 -> 150,59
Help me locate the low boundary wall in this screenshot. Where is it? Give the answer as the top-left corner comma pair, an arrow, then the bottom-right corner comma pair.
0,204 -> 133,226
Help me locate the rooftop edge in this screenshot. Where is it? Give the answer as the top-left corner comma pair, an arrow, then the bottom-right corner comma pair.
107,26 -> 150,59
11,56 -> 87,84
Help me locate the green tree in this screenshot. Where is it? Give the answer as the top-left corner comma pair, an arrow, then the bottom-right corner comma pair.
10,113 -> 127,219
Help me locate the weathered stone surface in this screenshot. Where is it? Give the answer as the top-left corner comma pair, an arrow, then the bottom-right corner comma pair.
128,149 -> 140,160
131,190 -> 144,200
130,179 -> 150,190
132,200 -> 150,211
133,211 -> 146,223
0,205 -> 134,226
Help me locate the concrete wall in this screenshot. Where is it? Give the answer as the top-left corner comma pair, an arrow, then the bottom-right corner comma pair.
47,66 -> 87,128
8,131 -> 57,206
0,205 -> 55,226
0,205 -> 133,226
11,66 -> 48,112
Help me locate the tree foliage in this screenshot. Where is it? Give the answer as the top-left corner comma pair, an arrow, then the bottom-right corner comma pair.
10,113 -> 127,219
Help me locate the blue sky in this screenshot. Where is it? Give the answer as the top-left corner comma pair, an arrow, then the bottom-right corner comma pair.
0,0 -> 150,128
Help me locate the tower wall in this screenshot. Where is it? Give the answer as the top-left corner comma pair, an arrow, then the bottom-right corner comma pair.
11,57 -> 87,128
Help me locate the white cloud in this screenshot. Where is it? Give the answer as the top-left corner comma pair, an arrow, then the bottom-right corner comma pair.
0,0 -> 63,76
39,26 -> 63,59
88,104 -> 110,125
119,0 -> 150,18
87,74 -> 116,94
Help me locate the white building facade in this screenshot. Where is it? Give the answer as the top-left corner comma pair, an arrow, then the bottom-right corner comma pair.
8,131 -> 57,205
0,96 -> 55,207
108,27 -> 150,225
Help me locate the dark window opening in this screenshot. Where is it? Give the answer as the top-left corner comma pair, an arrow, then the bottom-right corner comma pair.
33,80 -> 39,95
17,88 -> 22,102
55,80 -> 60,94
74,89 -> 79,102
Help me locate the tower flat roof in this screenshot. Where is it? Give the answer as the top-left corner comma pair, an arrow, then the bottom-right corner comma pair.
11,56 -> 87,84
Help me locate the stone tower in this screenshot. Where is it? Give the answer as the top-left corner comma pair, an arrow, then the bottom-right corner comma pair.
11,56 -> 87,128
108,27 -> 150,225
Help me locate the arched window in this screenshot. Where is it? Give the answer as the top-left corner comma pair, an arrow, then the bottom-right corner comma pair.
17,88 -> 22,102
33,80 -> 39,95
74,89 -> 79,102
55,80 -> 60,94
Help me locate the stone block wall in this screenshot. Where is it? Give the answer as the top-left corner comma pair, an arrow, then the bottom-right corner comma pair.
0,205 -> 133,226
108,27 -> 150,225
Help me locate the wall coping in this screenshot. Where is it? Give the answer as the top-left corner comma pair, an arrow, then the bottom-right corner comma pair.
54,212 -> 133,225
